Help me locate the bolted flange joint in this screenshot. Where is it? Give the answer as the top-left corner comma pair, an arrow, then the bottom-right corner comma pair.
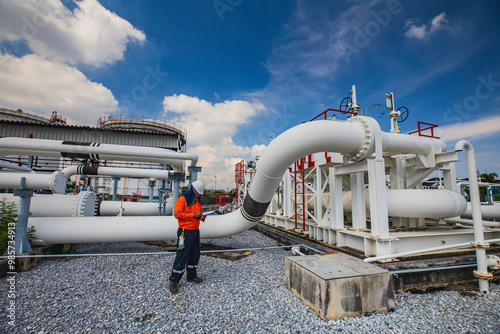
345,116 -> 375,162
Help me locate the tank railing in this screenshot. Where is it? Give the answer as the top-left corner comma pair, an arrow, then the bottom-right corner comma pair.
0,107 -> 52,124
97,115 -> 187,138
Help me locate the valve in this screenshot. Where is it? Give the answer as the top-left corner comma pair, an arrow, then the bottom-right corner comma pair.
487,255 -> 500,270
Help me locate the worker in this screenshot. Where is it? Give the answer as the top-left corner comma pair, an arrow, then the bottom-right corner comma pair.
169,179 -> 206,294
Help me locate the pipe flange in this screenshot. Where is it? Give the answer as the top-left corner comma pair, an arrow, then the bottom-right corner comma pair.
471,241 -> 490,249
50,171 -> 67,194
473,270 -> 493,280
345,116 -> 375,162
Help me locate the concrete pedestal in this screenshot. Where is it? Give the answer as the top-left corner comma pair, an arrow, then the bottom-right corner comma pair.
285,252 -> 395,320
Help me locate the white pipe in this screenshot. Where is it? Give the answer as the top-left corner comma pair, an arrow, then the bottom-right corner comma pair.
0,138 -> 198,171
343,189 -> 467,218
380,132 -> 446,155
29,213 -> 255,245
444,218 -> 500,228
364,238 -> 500,263
0,171 -> 66,193
455,140 -> 490,293
0,161 -> 34,172
462,203 -> 500,220
98,201 -> 172,216
0,192 -> 96,217
62,165 -> 170,180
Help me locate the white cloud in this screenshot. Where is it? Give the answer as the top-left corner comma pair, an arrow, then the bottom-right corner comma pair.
0,0 -> 145,67
190,140 -> 265,191
404,12 -> 448,40
435,114 -> 500,143
162,94 -> 266,189
430,12 -> 448,31
163,94 -> 265,146
0,54 -> 118,125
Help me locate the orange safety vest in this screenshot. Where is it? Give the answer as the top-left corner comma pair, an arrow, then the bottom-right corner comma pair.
174,195 -> 202,230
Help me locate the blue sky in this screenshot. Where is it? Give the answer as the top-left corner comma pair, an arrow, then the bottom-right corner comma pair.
0,0 -> 499,189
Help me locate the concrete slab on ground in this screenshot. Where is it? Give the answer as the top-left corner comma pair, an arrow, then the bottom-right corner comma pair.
285,252 -> 395,320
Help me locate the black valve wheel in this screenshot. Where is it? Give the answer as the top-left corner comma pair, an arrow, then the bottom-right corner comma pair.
339,96 -> 352,114
396,106 -> 409,123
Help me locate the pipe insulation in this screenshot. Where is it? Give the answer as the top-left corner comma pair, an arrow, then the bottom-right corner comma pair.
0,192 -> 96,217
98,201 -> 172,216
27,117 -> 452,245
62,165 -> 170,180
0,171 -> 66,194
343,189 -> 467,218
0,138 -> 198,171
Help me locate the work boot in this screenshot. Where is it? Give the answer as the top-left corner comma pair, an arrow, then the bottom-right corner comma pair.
169,280 -> 179,294
187,277 -> 203,283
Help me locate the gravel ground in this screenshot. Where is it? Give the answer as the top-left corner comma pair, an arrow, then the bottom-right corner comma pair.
1,229 -> 499,333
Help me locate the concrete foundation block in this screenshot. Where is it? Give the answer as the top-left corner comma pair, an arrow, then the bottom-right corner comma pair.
285,252 -> 395,320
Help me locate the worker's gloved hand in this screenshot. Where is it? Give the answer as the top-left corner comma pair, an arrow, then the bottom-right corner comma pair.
200,215 -> 207,222
194,212 -> 203,219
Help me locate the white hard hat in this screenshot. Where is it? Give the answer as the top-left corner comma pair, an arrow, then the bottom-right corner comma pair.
192,180 -> 205,195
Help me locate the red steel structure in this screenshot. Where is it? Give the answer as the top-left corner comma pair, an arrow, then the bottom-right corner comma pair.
408,121 -> 440,139
235,160 -> 253,209
216,193 -> 233,206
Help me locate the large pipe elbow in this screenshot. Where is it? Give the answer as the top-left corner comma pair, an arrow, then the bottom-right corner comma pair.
242,119 -> 367,222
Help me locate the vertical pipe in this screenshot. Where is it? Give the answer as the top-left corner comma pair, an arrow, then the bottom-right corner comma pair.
112,177 -> 120,201
14,177 -> 33,254
27,156 -> 34,169
188,166 -> 201,185
91,177 -> 97,191
455,140 -> 490,293
172,180 -> 180,216
148,179 -> 156,203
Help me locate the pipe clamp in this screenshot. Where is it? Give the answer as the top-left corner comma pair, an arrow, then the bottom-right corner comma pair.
473,270 -> 493,280
470,241 -> 490,249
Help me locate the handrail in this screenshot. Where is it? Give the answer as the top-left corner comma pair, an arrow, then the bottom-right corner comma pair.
309,108 -> 357,122
408,121 -> 440,139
